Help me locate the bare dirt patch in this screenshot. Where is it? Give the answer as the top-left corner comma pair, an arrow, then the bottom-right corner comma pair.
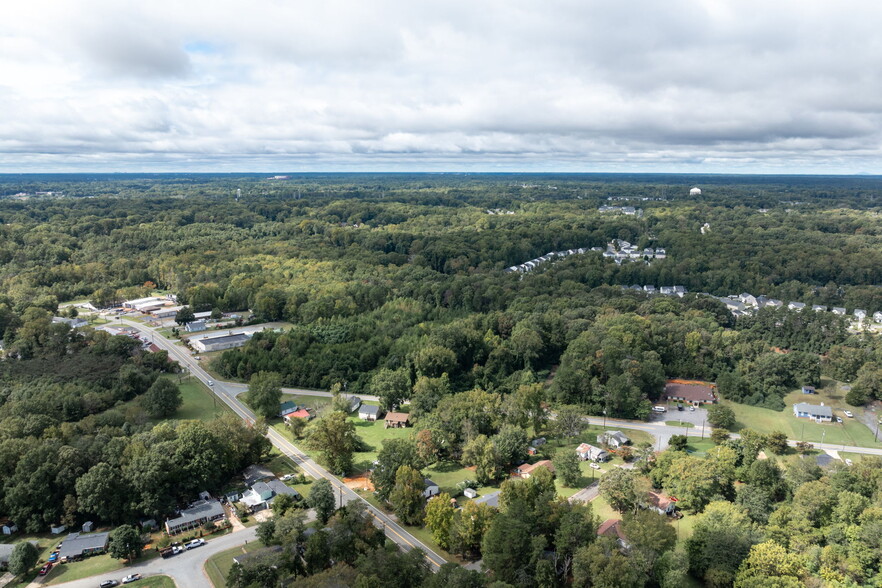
344,473 -> 375,492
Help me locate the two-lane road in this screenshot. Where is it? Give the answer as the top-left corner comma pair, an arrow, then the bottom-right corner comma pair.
118,319 -> 446,571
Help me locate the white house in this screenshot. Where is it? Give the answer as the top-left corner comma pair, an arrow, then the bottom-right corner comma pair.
874,312 -> 882,323
358,405 -> 382,421
597,431 -> 630,449
788,302 -> 806,311
793,402 -> 833,423
832,307 -> 847,315
423,479 -> 440,499
854,309 -> 867,322
576,443 -> 610,462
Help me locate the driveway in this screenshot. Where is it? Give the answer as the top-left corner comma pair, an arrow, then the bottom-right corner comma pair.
569,482 -> 599,504
52,526 -> 258,588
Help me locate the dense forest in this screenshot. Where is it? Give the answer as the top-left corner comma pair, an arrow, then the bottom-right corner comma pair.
2,173 -> 882,415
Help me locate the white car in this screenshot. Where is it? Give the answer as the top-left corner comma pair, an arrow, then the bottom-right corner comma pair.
186,539 -> 205,549
280,474 -> 295,481
845,459 -> 854,466
207,380 -> 214,387
121,574 -> 141,584
843,410 -> 854,418
589,463 -> 601,470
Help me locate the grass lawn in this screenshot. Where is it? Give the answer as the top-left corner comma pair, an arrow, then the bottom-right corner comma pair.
45,551 -> 159,586
685,439 -> 717,456
348,418 -> 413,472
722,380 -> 881,448
137,576 -> 176,588
172,377 -> 232,421
205,543 -> 263,588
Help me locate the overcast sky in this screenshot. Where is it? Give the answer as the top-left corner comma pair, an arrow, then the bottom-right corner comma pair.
1,1 -> 880,173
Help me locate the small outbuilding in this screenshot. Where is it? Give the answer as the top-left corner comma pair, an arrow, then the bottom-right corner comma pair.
598,431 -> 630,449
423,479 -> 440,499
463,488 -> 478,499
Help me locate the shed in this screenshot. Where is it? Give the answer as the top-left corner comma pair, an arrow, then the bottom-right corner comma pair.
598,431 -> 630,449
346,396 -> 362,413
82,521 -> 94,533
51,524 -> 67,535
463,488 -> 478,499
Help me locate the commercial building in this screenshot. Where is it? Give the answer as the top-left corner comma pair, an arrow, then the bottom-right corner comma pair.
191,333 -> 250,353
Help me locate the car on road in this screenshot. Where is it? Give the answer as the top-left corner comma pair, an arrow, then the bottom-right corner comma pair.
843,410 -> 854,418
688,406 -> 696,411
39,563 -> 53,576
186,538 -> 206,549
207,380 -> 214,387
121,574 -> 141,584
99,580 -> 120,588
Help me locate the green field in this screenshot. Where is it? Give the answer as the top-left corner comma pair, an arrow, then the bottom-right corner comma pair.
723,380 -> 881,448
45,550 -> 160,586
172,378 -> 233,421
665,421 -> 695,428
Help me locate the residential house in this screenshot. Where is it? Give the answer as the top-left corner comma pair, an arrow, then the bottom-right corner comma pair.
165,499 -> 226,535
874,311 -> 882,323
423,479 -> 440,499
241,482 -> 275,511
654,248 -> 666,259
664,381 -> 717,406
474,491 -> 500,508
646,491 -> 677,516
384,412 -> 410,429
516,460 -> 555,478
282,408 -> 312,423
673,286 -> 687,297
598,431 -> 630,449
359,405 -> 383,421
576,443 -> 610,462
185,320 -> 207,333
232,545 -> 283,567
345,396 -> 362,413
788,302 -> 806,311
801,386 -> 816,394
739,293 -> 758,307
643,285 -> 657,293
813,305 -> 828,312
52,316 -> 89,329
832,307 -> 847,315
597,519 -> 630,549
854,309 -> 868,322
793,403 -> 833,423
58,531 -> 110,560
278,401 -> 298,418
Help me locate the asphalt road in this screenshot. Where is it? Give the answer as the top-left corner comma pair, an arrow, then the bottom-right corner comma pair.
118,319 -> 445,571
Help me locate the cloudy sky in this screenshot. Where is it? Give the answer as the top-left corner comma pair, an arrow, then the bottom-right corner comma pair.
1,1 -> 880,173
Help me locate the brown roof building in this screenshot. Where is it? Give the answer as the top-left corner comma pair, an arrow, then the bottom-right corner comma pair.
597,519 -> 629,547
384,412 -> 410,428
516,460 -> 555,478
664,381 -> 717,405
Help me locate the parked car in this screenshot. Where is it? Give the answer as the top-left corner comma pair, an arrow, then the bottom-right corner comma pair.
99,580 -> 120,588
845,459 -> 854,466
688,406 -> 696,411
836,417 -> 843,423
589,463 -> 601,470
652,406 -> 667,413
39,563 -> 53,576
121,574 -> 141,584
844,410 -> 854,418
280,474 -> 295,481
48,552 -> 59,563
186,538 -> 205,549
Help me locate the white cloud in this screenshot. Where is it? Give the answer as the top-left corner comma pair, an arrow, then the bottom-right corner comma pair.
0,0 -> 881,171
